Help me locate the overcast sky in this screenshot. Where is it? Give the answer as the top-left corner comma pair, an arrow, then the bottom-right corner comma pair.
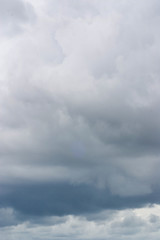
1,0 -> 160,239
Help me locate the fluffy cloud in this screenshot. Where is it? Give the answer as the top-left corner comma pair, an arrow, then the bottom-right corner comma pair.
1,205 -> 160,240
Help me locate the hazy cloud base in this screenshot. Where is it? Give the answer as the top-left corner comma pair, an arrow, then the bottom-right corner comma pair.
0,0 -> 160,239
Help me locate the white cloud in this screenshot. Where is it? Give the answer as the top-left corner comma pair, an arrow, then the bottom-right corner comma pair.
1,205 -> 160,240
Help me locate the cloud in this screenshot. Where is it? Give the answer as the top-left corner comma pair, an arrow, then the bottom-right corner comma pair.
0,208 -> 20,227
0,0 -> 160,239
1,205 -> 160,240
0,182 -> 156,217
0,0 -> 36,36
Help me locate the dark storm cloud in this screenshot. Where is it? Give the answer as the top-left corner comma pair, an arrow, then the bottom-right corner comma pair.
1,182 -> 160,217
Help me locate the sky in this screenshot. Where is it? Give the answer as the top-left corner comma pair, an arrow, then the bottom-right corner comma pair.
0,0 -> 160,239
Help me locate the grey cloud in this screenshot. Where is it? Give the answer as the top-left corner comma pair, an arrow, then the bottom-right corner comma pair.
149,214 -> 160,223
0,0 -> 36,35
0,0 -> 160,238
0,0 -> 32,21
1,182 -> 160,218
0,208 -> 20,227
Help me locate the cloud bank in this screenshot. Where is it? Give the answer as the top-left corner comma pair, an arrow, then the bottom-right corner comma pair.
0,0 -> 160,239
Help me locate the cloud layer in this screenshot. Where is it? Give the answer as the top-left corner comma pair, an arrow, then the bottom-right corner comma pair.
0,0 -> 160,239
